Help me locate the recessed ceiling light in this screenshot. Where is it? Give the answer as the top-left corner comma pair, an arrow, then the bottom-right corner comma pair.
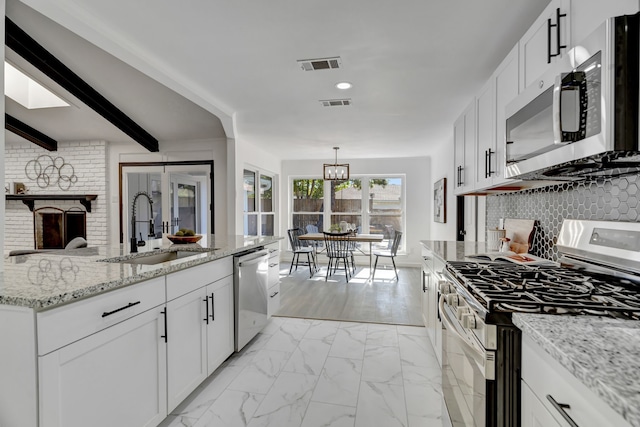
335,82 -> 352,90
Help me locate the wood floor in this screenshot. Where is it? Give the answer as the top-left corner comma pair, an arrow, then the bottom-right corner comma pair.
276,262 -> 423,326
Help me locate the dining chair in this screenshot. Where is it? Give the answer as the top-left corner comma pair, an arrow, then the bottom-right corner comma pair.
323,231 -> 353,282
287,228 -> 317,277
372,231 -> 402,280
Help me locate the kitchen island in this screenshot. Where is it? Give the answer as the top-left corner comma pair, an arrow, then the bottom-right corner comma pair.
0,234 -> 282,427
0,234 -> 281,309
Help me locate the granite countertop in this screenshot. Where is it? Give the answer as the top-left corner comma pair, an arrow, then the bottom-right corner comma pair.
0,235 -> 282,311
420,240 -> 489,262
513,313 -> 640,427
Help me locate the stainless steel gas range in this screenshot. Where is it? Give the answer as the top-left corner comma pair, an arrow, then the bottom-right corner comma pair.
439,219 -> 640,427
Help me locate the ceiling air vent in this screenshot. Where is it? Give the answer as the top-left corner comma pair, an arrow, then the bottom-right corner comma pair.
320,99 -> 351,107
298,57 -> 341,71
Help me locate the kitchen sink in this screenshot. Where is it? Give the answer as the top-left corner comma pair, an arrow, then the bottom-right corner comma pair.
107,250 -> 214,265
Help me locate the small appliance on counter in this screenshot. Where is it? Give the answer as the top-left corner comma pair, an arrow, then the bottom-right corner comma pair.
439,219 -> 640,427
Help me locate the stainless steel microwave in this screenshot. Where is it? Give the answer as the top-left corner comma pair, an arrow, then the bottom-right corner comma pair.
505,12 -> 640,181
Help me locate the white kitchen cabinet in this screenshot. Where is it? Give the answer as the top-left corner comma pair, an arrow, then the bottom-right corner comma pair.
166,259 -> 233,411
521,333 -> 631,427
453,99 -> 476,195
266,245 -> 281,318
570,0 -> 638,50
39,307 -> 167,427
492,45 -> 519,186
519,0 -> 571,94
420,244 -> 443,367
206,276 -> 234,372
166,287 -> 208,411
475,79 -> 495,189
521,381 -> 562,427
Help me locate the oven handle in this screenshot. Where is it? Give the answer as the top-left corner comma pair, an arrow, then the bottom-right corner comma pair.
439,295 -> 485,360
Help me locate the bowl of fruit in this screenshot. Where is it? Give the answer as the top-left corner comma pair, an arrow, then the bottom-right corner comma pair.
167,229 -> 203,244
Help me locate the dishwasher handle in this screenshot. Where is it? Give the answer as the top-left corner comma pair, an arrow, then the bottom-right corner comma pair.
236,250 -> 269,267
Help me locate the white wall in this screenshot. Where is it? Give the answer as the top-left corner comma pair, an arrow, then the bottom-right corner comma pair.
107,138 -> 228,245
429,138 -> 458,241
4,141 -> 108,251
281,156 -> 429,265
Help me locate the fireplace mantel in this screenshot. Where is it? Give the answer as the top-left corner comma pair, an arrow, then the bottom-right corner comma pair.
6,194 -> 98,212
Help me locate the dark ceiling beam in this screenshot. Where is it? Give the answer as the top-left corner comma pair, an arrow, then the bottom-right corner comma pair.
5,17 -> 159,152
5,114 -> 58,151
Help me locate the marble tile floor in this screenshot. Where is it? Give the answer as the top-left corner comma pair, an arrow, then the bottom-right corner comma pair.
159,317 -> 443,427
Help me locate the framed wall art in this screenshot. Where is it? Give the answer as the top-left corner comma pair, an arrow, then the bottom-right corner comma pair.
434,177 -> 446,223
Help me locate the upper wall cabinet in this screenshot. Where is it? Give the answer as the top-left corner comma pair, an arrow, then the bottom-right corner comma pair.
454,99 -> 476,195
571,0 -> 639,46
453,0 -> 639,196
519,0 -> 571,94
475,44 -> 519,190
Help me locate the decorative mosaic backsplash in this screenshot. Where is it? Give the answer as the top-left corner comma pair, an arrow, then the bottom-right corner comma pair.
486,174 -> 640,261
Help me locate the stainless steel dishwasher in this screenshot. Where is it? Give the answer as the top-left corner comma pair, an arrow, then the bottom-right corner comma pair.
234,249 -> 270,351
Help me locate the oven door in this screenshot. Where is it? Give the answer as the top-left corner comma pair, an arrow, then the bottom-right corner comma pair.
440,295 -> 494,427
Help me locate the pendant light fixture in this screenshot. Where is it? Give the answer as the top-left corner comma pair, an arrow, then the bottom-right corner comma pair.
323,147 -> 350,181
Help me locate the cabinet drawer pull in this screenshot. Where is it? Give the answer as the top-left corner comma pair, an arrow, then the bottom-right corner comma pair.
204,296 -> 209,324
270,291 -> 279,298
546,395 -> 579,427
269,249 -> 277,253
269,263 -> 278,268
161,308 -> 168,343
101,301 -> 140,318
210,293 -> 215,321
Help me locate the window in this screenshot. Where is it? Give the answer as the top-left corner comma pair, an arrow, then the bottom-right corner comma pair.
330,179 -> 362,232
244,168 -> 276,236
292,178 -> 324,233
243,170 -> 257,235
291,176 -> 405,251
368,177 -> 403,242
260,174 -> 274,236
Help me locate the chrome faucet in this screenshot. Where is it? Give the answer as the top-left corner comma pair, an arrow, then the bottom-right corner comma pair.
131,191 -> 154,253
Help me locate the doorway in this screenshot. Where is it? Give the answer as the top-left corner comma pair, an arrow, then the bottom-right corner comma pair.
119,161 -> 213,247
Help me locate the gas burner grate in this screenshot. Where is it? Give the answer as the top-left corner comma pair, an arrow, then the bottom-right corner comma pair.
446,261 -> 640,320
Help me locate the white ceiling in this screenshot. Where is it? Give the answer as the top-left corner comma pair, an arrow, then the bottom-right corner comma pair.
12,0 -> 551,159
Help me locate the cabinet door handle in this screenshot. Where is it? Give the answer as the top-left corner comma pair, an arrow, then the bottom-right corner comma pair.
203,296 -> 209,324
547,17 -> 553,64
484,149 -> 489,179
269,263 -> 278,268
270,291 -> 279,298
101,301 -> 140,318
161,308 -> 168,343
547,8 -> 567,63
210,293 -> 215,321
546,395 -> 579,427
555,8 -> 567,56
487,148 -> 494,177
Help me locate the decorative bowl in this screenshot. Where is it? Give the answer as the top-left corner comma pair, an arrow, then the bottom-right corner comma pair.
167,234 -> 203,244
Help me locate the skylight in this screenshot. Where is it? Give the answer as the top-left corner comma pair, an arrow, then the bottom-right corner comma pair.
5,62 -> 70,109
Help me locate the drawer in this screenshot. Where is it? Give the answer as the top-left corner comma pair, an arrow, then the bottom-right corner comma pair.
37,277 -> 165,355
166,257 -> 232,301
522,334 -> 630,427
268,253 -> 280,288
267,283 -> 280,318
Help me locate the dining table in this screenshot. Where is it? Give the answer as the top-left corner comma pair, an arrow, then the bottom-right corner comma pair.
298,233 -> 384,278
